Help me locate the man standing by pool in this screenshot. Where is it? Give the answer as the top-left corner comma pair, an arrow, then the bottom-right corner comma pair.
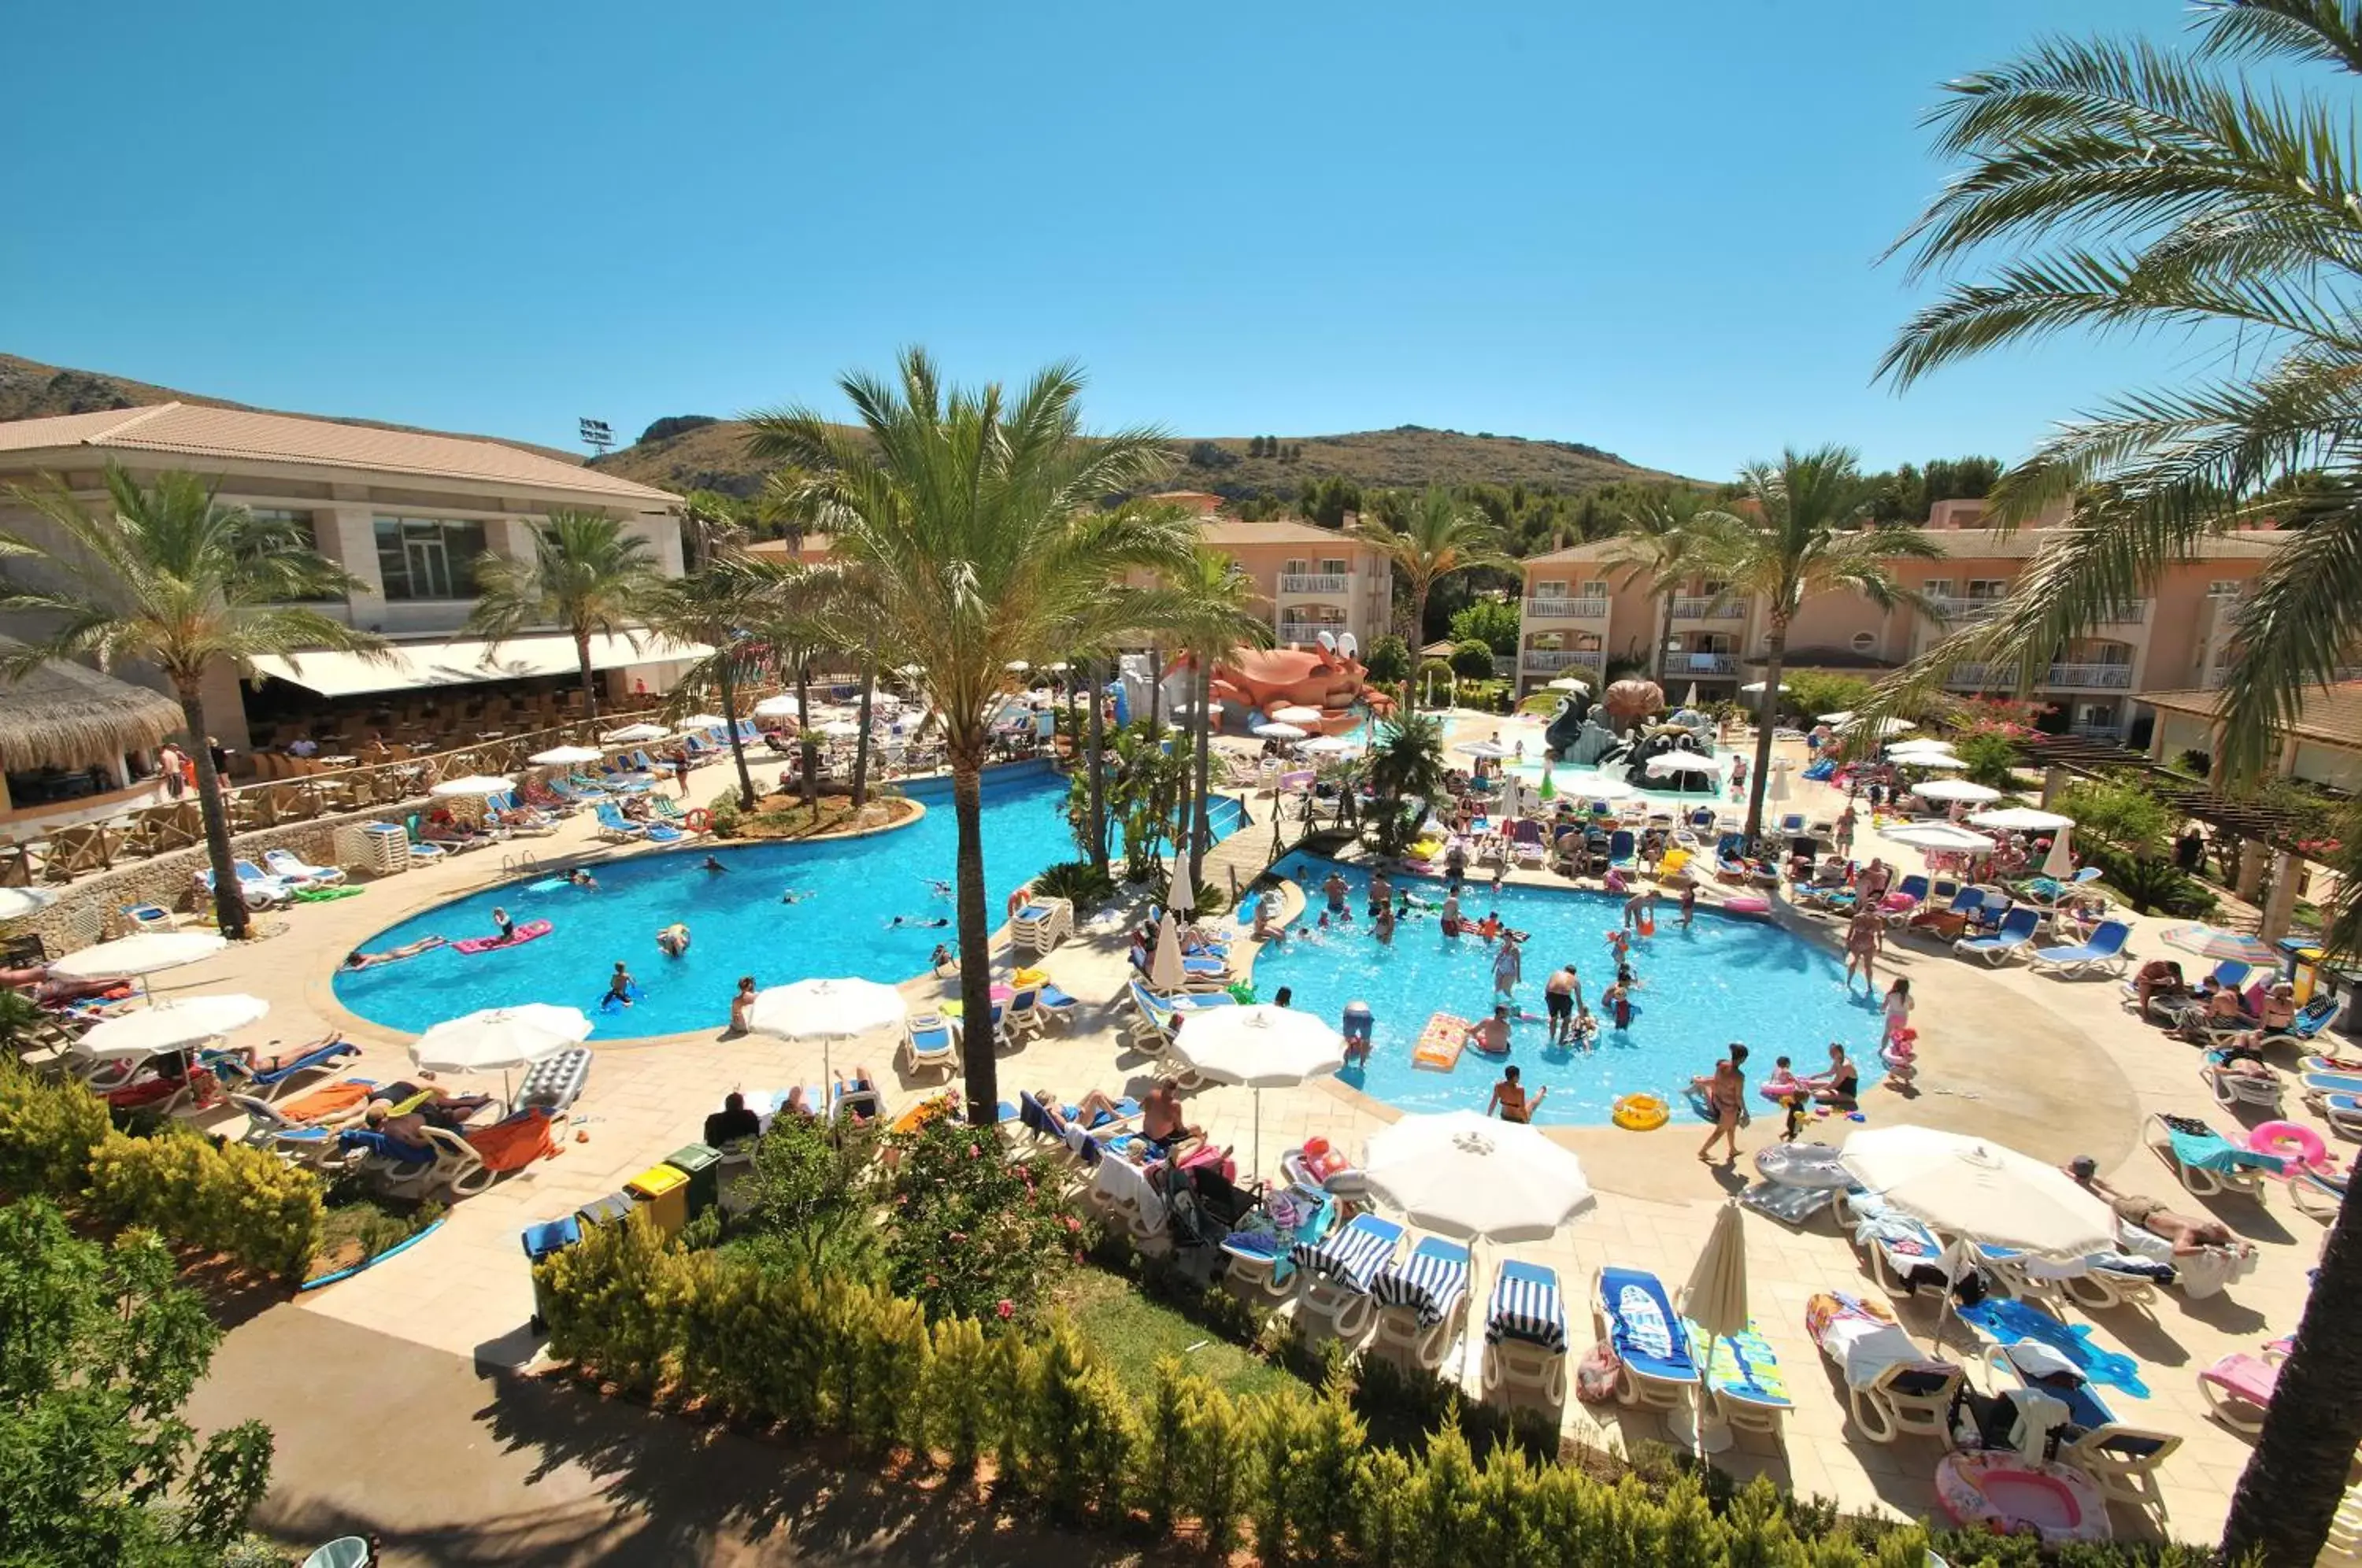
1366,867 -> 1393,920
1543,963 -> 1583,1045
1321,868 -> 1350,921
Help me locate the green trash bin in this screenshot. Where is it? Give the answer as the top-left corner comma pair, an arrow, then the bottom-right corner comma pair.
575,1191 -> 635,1231
667,1143 -> 724,1218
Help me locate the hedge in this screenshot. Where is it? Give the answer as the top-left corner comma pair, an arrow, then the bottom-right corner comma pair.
0,1063 -> 323,1279
535,1216 -> 2215,1568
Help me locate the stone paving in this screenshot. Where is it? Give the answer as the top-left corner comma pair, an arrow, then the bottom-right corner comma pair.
143,714 -> 2348,1544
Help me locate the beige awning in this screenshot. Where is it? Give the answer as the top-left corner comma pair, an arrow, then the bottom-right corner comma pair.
250,631 -> 712,699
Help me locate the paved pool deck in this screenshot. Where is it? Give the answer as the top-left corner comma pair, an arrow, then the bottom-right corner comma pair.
161,712 -> 2339,1546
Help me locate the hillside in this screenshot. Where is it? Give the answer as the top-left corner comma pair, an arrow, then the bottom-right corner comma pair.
0,353 -> 582,463
590,417 -> 1688,500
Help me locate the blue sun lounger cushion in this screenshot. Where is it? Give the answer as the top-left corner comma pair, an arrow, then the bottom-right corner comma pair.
1374,1236 -> 1472,1327
1488,1259 -> 1569,1352
1291,1212 -> 1404,1290
1594,1265 -> 1697,1386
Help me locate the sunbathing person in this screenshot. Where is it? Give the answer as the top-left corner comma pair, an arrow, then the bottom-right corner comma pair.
9,969 -> 135,1005
834,1066 -> 883,1124
2067,1159 -> 2256,1257
1038,1085 -> 1127,1129
210,1034 -> 350,1074
1141,1078 -> 1204,1155
2134,959 -> 2186,1019
342,936 -> 447,971
360,1101 -> 437,1157
703,1091 -> 761,1146
364,1083 -> 495,1129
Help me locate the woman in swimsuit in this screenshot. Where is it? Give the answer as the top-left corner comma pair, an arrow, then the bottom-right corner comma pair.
490,907 -> 517,943
728,976 -> 757,1034
1842,908 -> 1883,989
1486,1063 -> 1546,1124
342,936 -> 446,970
1694,1044 -> 1749,1164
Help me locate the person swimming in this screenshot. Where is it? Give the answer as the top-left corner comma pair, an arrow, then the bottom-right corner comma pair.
342,935 -> 446,970
888,914 -> 950,928
657,923 -> 691,957
779,887 -> 813,904
568,869 -> 598,889
700,855 -> 727,873
605,961 -> 636,1007
922,878 -> 952,898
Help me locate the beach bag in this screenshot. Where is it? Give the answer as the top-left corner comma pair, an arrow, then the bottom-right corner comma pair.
1575,1344 -> 1623,1404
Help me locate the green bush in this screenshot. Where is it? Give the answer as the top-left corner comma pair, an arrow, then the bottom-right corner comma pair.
707,795 -> 742,835
880,1098 -> 1082,1321
1030,857 -> 1117,909
1449,640 -> 1498,682
0,1059 -> 109,1196
1362,634 -> 1412,685
2085,843 -> 2220,918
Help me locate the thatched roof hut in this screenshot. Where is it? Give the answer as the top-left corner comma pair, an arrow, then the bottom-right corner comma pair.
0,640 -> 183,772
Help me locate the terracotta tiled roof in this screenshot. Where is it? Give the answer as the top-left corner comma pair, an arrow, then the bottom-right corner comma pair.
0,403 -> 677,505
1197,518 -> 1361,547
2137,682 -> 2362,751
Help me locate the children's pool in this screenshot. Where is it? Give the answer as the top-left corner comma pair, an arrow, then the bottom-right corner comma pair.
1249,856 -> 1883,1128
333,771 -> 1243,1040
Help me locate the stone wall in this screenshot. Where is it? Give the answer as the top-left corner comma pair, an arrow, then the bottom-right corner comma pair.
17,797 -> 448,956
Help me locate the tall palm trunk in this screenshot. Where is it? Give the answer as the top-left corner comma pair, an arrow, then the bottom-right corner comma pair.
2226,1189 -> 2362,1565
1147,642 -> 1162,729
1409,579 -> 1429,645
950,738 -> 999,1126
1742,623 -> 1786,842
1190,655 -> 1213,893
717,656 -> 757,810
850,642 -> 879,808
1653,592 -> 1675,684
575,631 -> 601,722
1085,654 -> 1109,874
176,679 -> 246,939
795,655 -> 818,810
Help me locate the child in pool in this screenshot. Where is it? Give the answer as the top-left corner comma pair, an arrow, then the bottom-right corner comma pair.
1603,979 -> 1632,1030
1761,1056 -> 1804,1100
605,961 -> 635,1007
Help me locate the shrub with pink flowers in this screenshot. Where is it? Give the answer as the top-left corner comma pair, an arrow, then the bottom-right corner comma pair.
881,1093 -> 1085,1321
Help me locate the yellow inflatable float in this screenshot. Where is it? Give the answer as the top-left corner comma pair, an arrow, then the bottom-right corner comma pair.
1612,1092 -> 1670,1131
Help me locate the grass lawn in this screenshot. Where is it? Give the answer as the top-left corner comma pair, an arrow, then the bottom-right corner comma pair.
1518,692 -> 1560,716
1058,1267 -> 1302,1403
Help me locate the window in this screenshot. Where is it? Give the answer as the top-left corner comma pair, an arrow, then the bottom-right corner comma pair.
1532,579 -> 1567,598
1923,579 -> 1953,598
1579,579 -> 1608,598
373,516 -> 488,601
1283,558 -> 1308,576
1850,631 -> 1878,653
2208,579 -> 2242,598
1318,557 -> 1348,576
1966,579 -> 2009,600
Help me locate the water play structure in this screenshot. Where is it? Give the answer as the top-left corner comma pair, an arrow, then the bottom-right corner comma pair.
1170,642 -> 1393,735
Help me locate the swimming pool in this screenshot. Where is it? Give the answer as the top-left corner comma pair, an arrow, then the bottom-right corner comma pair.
334,769 -> 1245,1040
1249,857 -> 1883,1127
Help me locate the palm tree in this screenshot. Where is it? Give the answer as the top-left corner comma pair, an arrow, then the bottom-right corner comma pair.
1879,8 -> 2362,1559
1692,448 -> 1940,841
1354,486 -> 1512,645
1153,548 -> 1274,890
744,351 -> 1196,1124
1601,489 -> 1714,683
678,489 -> 746,571
1364,711 -> 1449,855
744,560 -> 864,812
0,467 -> 382,937
466,511 -> 668,723
651,553 -> 776,809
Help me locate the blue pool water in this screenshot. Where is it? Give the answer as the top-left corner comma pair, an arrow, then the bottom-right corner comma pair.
1250,858 -> 1883,1127
335,770 -> 1243,1040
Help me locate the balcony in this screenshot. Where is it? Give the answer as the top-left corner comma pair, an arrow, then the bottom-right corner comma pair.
1942,662 -> 2020,690
1926,597 -> 2005,623
2045,662 -> 2134,690
2070,723 -> 2126,742
2094,601 -> 2149,625
1670,651 -> 1738,675
1275,621 -> 1348,646
1279,572 -> 1349,595
1670,596 -> 1749,621
1521,648 -> 1605,674
1523,596 -> 1608,619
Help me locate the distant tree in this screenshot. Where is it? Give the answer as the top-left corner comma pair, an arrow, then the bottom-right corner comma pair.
1447,598 -> 1521,656
1187,439 -> 1236,470
1923,456 -> 2001,507
1362,633 -> 1412,685
468,510 -> 668,723
1246,436 -> 1264,458
1449,639 -> 1498,681
637,413 -> 720,446
1299,475 -> 1362,529
1287,443 -> 1304,461
1353,485 -> 1511,642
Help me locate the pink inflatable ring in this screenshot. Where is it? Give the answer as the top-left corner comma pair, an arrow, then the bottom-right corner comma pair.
2252,1120 -> 2333,1174
1722,894 -> 1771,917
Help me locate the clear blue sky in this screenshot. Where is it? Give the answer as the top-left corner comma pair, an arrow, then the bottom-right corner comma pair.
5,1 -> 2196,481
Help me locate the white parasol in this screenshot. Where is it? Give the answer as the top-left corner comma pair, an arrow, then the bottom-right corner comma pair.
1253,722 -> 1309,741
1149,912 -> 1187,993
2042,825 -> 2076,879
749,976 -> 908,1088
50,932 -> 228,997
412,1004 -> 591,1100
601,723 -> 668,744
1738,681 -> 1789,696
1676,1200 -> 1753,1452
1644,753 -> 1720,775
1840,1125 -> 2113,1259
1301,735 -> 1362,756
753,695 -> 802,719
1842,716 -> 1917,737
674,713 -> 729,730
1894,753 -> 1967,771
1546,677 -> 1590,693
1575,777 -> 1639,802
529,745 -> 603,765
80,993 -> 269,1056
0,886 -> 57,920
818,719 -> 864,740
1454,740 -> 1512,760
1817,711 -> 1855,725
430,775 -> 516,796
1883,822 -> 1997,852
1270,704 -> 1325,724
1913,778 -> 2001,803
1968,805 -> 2075,833
1168,1004 -> 1346,1178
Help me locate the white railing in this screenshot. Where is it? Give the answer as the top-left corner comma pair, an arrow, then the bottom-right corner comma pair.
2070,724 -> 2126,742
1521,649 -> 1605,672
1943,662 -> 2019,690
1671,597 -> 1748,620
1673,652 -> 1738,675
1523,596 -> 1608,619
1926,597 -> 2005,623
2095,601 -> 2149,625
2045,662 -> 2134,690
1276,621 -> 1347,645
1279,573 -> 1349,594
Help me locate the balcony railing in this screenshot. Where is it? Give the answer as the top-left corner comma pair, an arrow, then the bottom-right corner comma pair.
2045,662 -> 2134,690
1671,652 -> 1738,675
1942,662 -> 2020,690
2094,601 -> 2149,625
1279,573 -> 1349,594
1926,597 -> 2005,623
1523,596 -> 1608,619
1521,649 -> 1605,672
1276,621 -> 1348,645
1670,597 -> 1749,621
2070,723 -> 2125,742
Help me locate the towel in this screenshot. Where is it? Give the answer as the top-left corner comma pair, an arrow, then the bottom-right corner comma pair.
2168,1126 -> 2284,1176
468,1107 -> 558,1174
276,1078 -> 377,1124
1958,1296 -> 2149,1397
